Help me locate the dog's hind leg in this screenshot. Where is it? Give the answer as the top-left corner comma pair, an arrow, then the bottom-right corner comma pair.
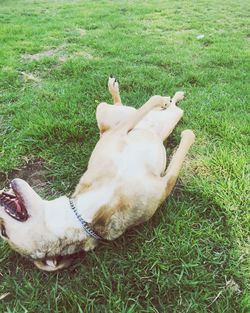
108,76 -> 122,105
159,91 -> 185,141
161,129 -> 195,197
96,103 -> 136,134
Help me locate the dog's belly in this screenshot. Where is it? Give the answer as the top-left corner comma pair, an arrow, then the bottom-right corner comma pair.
114,129 -> 166,177
88,128 -> 166,179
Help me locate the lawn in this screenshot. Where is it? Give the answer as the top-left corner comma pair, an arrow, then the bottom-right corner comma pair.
0,0 -> 249,312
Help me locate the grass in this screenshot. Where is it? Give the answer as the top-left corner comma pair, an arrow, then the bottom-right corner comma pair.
0,0 -> 249,312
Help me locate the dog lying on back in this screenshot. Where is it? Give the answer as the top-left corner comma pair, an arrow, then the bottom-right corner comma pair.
0,76 -> 195,271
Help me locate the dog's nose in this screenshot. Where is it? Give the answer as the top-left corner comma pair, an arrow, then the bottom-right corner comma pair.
11,178 -> 24,189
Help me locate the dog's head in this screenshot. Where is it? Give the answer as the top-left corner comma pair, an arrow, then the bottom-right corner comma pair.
0,178 -> 89,271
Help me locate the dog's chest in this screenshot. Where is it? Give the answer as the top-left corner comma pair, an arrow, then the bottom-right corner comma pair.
89,178 -> 163,241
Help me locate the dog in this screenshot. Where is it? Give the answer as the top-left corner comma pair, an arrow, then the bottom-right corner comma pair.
0,76 -> 195,271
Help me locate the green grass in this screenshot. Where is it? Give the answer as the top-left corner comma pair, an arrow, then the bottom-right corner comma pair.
0,0 -> 249,312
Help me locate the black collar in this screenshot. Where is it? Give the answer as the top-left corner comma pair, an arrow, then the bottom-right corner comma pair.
69,198 -> 105,241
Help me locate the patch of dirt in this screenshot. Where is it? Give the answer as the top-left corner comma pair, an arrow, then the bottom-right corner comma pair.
75,27 -> 86,37
20,71 -> 41,82
58,55 -> 68,62
74,51 -> 93,59
22,45 -> 94,63
0,157 -> 49,195
65,27 -> 86,37
22,49 -> 58,61
58,51 -> 93,62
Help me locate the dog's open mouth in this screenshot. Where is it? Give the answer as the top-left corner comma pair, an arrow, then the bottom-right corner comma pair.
33,251 -> 84,271
0,183 -> 28,221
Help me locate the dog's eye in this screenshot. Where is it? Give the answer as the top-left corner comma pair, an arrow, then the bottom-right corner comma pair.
1,224 -> 8,239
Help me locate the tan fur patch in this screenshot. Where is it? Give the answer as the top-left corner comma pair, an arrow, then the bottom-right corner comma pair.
100,123 -> 110,134
165,176 -> 177,197
73,182 -> 93,196
91,205 -> 114,238
91,193 -> 131,239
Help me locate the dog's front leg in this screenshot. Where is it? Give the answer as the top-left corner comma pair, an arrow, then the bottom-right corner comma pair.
116,95 -> 170,134
108,76 -> 122,105
162,130 -> 195,197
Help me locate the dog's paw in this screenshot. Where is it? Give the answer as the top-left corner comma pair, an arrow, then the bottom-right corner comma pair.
162,96 -> 171,108
181,129 -> 195,143
108,76 -> 119,95
173,91 -> 185,103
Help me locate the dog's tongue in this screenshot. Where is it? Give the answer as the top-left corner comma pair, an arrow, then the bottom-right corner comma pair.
0,191 -> 28,221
